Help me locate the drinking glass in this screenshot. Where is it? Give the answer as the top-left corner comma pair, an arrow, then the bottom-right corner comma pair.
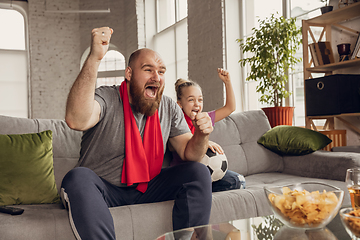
346,168 -> 360,209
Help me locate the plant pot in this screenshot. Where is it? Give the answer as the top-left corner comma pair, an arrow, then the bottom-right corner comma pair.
320,5 -> 333,14
262,107 -> 294,128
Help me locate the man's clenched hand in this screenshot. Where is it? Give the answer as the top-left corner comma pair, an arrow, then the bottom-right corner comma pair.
89,27 -> 114,61
190,112 -> 213,135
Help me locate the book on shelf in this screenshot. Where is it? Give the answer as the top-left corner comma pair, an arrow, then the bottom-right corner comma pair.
313,43 -> 324,65
351,33 -> 360,60
309,43 -> 320,66
309,42 -> 335,66
316,41 -> 335,65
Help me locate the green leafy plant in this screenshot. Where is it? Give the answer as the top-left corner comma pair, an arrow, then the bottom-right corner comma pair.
252,215 -> 284,240
237,14 -> 302,107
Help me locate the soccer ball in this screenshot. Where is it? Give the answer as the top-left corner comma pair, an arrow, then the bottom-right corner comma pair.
200,148 -> 228,182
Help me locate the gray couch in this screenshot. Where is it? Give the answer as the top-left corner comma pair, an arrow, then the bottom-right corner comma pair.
0,110 -> 359,240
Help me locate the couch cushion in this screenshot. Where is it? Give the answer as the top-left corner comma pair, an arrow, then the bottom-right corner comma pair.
0,204 -> 74,240
37,119 -> 81,190
0,130 -> 60,205
37,119 -> 82,160
257,125 -> 332,156
0,115 -> 39,135
0,115 -> 82,192
282,151 -> 357,182
210,110 -> 284,176
0,203 -> 136,240
130,201 -> 174,240
210,189 -> 259,223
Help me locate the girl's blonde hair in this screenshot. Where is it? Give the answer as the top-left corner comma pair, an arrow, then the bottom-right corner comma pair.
175,78 -> 201,101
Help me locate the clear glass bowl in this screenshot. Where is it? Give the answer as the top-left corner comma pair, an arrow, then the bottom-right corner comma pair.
340,207 -> 360,240
264,182 -> 344,229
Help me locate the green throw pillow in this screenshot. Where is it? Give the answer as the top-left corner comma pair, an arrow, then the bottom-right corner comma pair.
257,125 -> 332,156
0,130 -> 60,206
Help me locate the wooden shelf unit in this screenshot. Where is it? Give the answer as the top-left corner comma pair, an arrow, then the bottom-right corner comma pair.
302,2 -> 360,134
306,58 -> 360,73
306,2 -> 360,25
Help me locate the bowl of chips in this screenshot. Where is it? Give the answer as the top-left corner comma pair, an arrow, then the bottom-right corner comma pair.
339,207 -> 360,239
264,182 -> 344,229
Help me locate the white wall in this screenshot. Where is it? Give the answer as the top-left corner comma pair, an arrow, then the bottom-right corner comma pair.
25,0 -> 138,119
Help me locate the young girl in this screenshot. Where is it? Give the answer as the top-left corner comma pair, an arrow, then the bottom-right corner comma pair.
173,68 -> 245,192
175,68 -> 235,154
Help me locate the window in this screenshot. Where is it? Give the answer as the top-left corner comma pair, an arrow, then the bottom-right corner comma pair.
80,47 -> 126,88
235,0 -> 324,126
290,0 -> 325,126
157,0 -> 175,32
0,7 -> 28,118
97,50 -> 126,87
241,0 -> 283,111
148,0 -> 326,127
151,0 -> 188,101
176,0 -> 187,21
156,0 -> 187,32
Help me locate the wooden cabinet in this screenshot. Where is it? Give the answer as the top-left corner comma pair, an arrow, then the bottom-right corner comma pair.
302,2 -> 360,134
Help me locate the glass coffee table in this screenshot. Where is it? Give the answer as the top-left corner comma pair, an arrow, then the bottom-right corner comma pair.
156,211 -> 351,240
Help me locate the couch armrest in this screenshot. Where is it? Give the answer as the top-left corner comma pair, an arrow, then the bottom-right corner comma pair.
282,151 -> 360,181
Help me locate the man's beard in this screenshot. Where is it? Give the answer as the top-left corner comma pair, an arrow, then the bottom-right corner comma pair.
129,80 -> 164,116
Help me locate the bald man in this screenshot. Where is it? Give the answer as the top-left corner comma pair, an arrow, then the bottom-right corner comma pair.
61,27 -> 213,240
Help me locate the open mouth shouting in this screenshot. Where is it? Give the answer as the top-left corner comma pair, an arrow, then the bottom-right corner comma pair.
144,84 -> 160,99
192,109 -> 200,114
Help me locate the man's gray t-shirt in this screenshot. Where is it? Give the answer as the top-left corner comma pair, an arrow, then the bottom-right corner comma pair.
76,85 -> 190,187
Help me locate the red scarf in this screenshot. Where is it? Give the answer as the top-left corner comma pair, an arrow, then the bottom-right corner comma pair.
183,111 -> 195,134
119,81 -> 164,193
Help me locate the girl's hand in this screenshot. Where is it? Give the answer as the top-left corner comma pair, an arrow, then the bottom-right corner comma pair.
208,141 -> 224,154
217,68 -> 231,84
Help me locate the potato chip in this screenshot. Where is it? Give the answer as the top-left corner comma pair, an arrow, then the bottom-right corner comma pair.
343,208 -> 360,237
268,187 -> 339,226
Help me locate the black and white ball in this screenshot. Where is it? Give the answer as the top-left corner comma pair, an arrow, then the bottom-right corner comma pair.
200,149 -> 228,182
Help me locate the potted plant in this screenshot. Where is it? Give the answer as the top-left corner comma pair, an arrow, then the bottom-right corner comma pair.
320,0 -> 333,14
237,14 -> 302,127
252,215 -> 283,240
